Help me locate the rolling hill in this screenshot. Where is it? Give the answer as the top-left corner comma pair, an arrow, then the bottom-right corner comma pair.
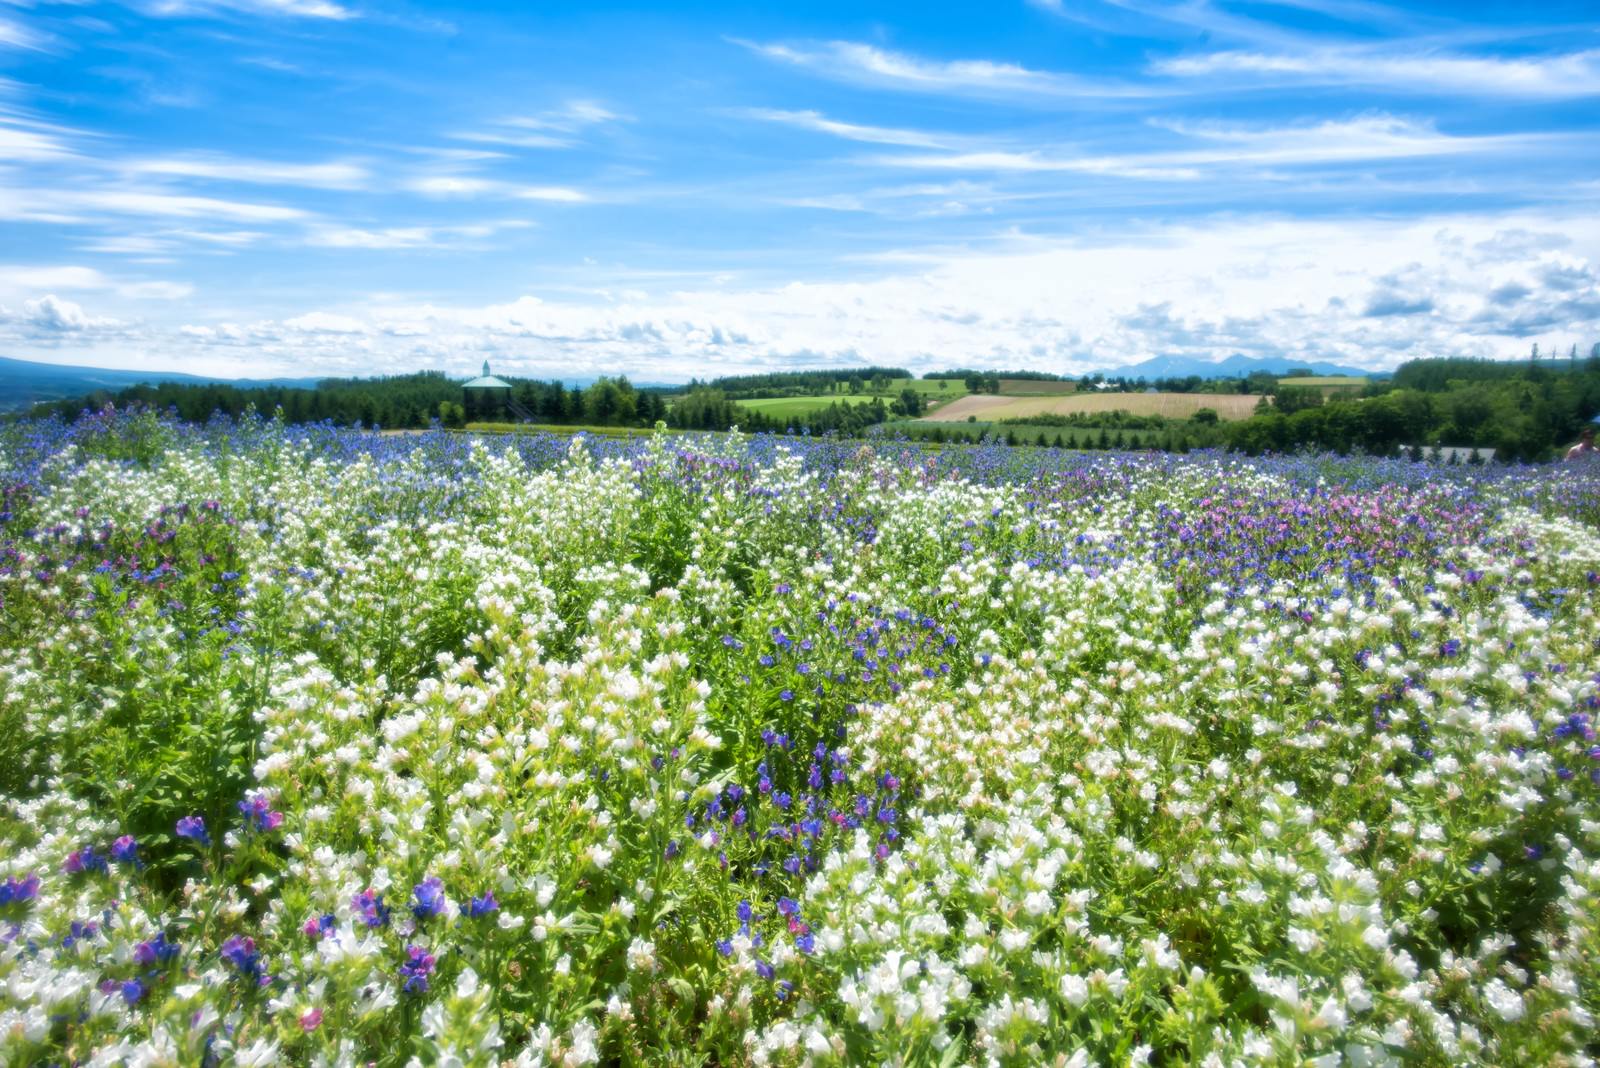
0,356 -> 323,412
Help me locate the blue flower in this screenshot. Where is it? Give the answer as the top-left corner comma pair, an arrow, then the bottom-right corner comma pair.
399,944 -> 436,994
134,931 -> 179,966
110,836 -> 139,865
220,935 -> 263,981
175,816 -> 209,846
411,876 -> 447,920
467,891 -> 498,918
352,888 -> 390,928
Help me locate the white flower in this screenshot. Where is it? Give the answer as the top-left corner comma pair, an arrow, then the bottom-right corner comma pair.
1059,973 -> 1089,1008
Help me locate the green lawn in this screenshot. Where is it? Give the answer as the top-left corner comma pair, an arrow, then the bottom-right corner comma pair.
734,394 -> 884,419
465,422 -> 653,437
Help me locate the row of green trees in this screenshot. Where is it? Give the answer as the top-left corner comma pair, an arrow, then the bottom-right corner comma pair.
31,373 -> 682,431
1217,356 -> 1600,460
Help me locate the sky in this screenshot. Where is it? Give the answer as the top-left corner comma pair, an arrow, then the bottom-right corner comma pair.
0,0 -> 1598,381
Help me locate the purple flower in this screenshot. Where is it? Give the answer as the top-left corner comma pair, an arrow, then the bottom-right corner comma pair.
134,931 -> 179,966
63,847 -> 107,876
352,888 -> 390,928
110,836 -> 139,865
411,876 -> 447,920
0,873 -> 40,906
303,913 -> 338,939
220,935 -> 262,981
776,897 -> 799,918
755,959 -> 774,981
175,816 -> 209,846
467,891 -> 498,918
399,944 -> 436,994
121,978 -> 145,1005
238,792 -> 283,833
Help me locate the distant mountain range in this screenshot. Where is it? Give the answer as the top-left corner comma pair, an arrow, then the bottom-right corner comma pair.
1093,354 -> 1374,379
0,356 -> 322,412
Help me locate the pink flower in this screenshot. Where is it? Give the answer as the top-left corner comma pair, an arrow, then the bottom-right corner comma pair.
300,1007 -> 323,1032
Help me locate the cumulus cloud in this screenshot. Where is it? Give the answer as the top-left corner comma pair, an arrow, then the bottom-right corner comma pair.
23,210 -> 1579,380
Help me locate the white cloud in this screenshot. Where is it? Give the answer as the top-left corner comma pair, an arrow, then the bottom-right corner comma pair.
60,210 -> 1589,380
125,156 -> 370,189
24,295 -> 94,331
406,175 -> 588,202
0,114 -> 80,161
0,185 -> 307,223
449,99 -> 623,150
141,0 -> 355,21
0,16 -> 47,52
502,100 -> 621,132
874,115 -> 1536,179
735,108 -> 959,149
733,38 -> 1146,99
303,219 -> 530,249
282,311 -> 366,333
0,294 -> 122,335
1155,47 -> 1600,98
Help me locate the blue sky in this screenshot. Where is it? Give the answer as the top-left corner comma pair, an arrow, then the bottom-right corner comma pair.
1,0 -> 1597,379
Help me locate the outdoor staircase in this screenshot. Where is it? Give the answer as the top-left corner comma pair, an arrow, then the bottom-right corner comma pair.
506,398 -> 536,423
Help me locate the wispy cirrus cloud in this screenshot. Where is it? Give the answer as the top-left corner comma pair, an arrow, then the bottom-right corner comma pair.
1155,47 -> 1600,98
303,218 -> 532,249
139,0 -> 356,21
732,38 -> 1150,99
733,108 -> 963,149
124,155 -> 371,189
0,185 -> 309,223
873,115 -> 1542,180
405,175 -> 588,202
450,100 -> 623,150
0,15 -> 49,52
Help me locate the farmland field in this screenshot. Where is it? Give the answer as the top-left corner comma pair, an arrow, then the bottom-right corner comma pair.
1281,377 -> 1369,397
2,411 -> 1599,1066
925,391 -> 1262,422
1279,376 -> 1369,388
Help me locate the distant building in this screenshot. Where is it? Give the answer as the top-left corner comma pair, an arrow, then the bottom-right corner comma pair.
462,360 -> 513,420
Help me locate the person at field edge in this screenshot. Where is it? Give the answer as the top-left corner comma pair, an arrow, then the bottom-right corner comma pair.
1565,427 -> 1599,461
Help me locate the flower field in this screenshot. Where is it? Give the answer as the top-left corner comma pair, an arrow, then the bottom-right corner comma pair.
2,410 -> 1599,1067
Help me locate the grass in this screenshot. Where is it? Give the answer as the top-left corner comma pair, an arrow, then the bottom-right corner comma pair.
897,420 -> 1165,448
922,392 -> 1262,423
465,422 -> 653,437
734,383 -> 969,420
733,394 -> 882,419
